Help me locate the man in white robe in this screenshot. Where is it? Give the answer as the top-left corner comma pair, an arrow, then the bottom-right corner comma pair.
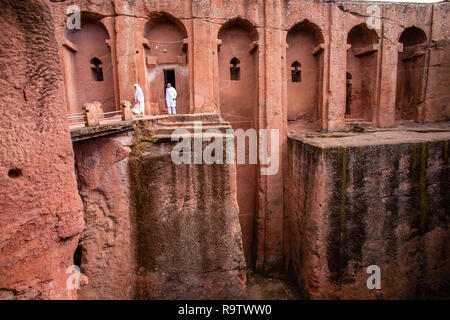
132,84 -> 145,116
165,83 -> 177,115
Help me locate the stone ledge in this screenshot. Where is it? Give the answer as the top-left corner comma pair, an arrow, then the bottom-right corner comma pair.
70,120 -> 134,142
70,113 -> 229,142
134,113 -> 232,142
289,122 -> 450,148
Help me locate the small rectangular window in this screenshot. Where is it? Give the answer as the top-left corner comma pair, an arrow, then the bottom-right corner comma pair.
291,70 -> 301,82
291,61 -> 301,82
230,67 -> 240,80
90,57 -> 103,82
230,57 -> 240,81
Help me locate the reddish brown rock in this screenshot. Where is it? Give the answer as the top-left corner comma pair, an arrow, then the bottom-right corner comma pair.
1,0 -> 449,301
73,133 -> 135,299
218,17 -> 259,266
47,0 -> 450,274
286,129 -> 450,299
424,3 -> 450,123
129,116 -> 247,299
0,0 -> 84,299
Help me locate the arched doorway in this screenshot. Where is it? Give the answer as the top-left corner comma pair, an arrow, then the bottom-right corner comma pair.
286,20 -> 324,128
144,12 -> 189,115
396,26 -> 427,121
218,18 -> 258,264
64,18 -> 116,114
346,23 -> 379,123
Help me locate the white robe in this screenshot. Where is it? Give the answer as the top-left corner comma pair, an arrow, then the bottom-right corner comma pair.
166,87 -> 177,109
132,84 -> 145,115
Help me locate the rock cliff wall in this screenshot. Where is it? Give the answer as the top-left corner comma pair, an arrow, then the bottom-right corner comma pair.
73,132 -> 135,299
286,130 -> 450,299
0,0 -> 84,300
129,116 -> 247,299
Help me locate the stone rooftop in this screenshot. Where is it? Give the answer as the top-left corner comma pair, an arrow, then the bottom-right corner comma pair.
289,122 -> 450,148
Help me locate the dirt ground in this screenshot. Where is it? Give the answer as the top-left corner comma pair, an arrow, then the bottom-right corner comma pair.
246,270 -> 303,300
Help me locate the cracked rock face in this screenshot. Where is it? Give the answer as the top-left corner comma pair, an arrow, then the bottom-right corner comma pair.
73,133 -> 136,299
286,134 -> 450,299
129,131 -> 247,299
0,0 -> 84,300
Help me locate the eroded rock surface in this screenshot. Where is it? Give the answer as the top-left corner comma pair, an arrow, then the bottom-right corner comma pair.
73,133 -> 135,299
286,129 -> 450,299
129,117 -> 247,299
0,0 -> 83,300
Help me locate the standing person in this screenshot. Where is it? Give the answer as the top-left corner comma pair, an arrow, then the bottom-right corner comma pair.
165,82 -> 177,115
132,84 -> 145,116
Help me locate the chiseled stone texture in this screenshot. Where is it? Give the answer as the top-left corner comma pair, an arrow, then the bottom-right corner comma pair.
129,124 -> 247,299
0,0 -> 83,299
424,3 -> 450,122
286,131 -> 450,299
73,132 -> 135,299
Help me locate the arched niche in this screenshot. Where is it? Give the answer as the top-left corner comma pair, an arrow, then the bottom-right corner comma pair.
144,12 -> 189,115
346,23 -> 379,123
286,20 -> 324,127
217,17 -> 258,264
395,26 -> 427,121
64,17 -> 116,115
